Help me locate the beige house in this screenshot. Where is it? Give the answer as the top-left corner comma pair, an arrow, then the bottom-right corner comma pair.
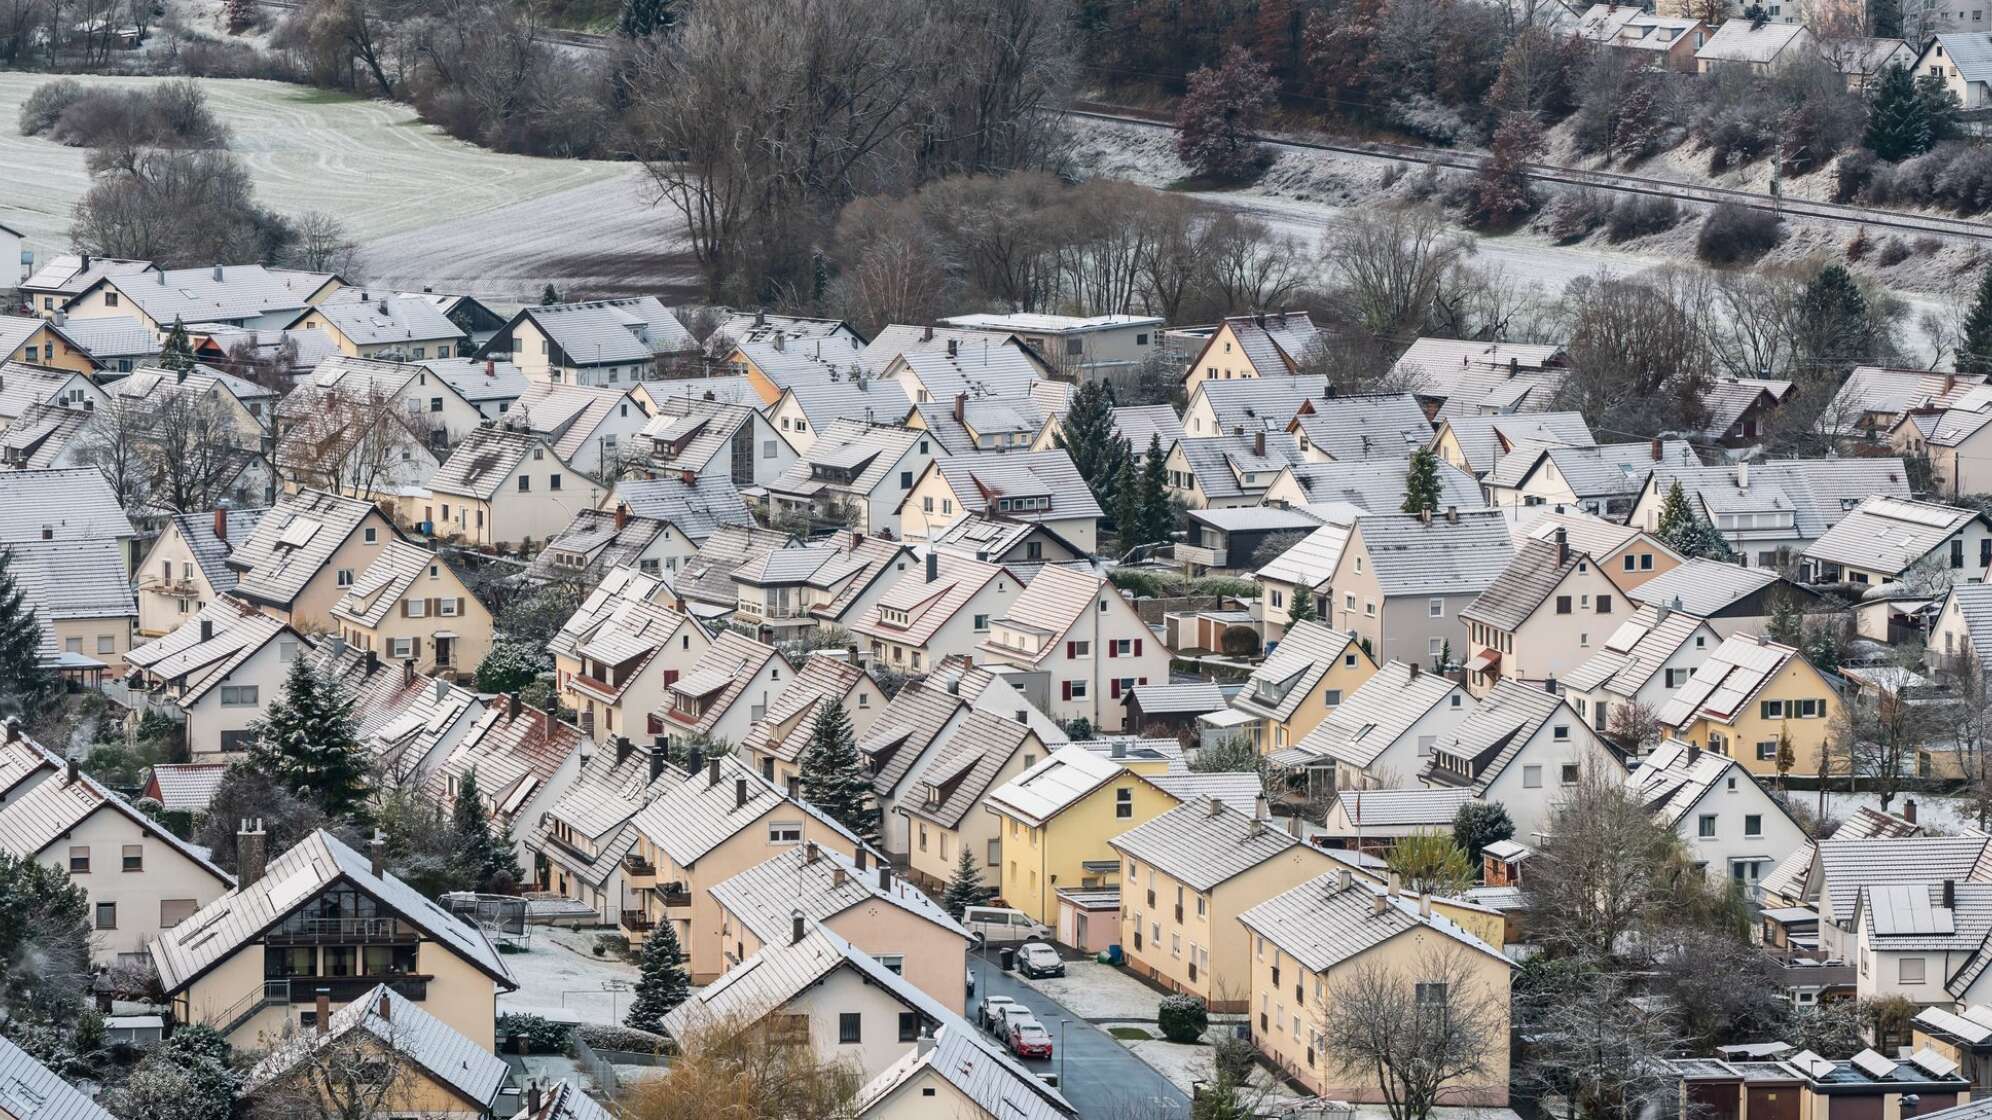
1804,495 -> 1992,588
287,293 -> 467,360
853,1023 -> 1078,1120
1164,432 -> 1309,509
626,755 -> 870,981
895,708 -> 1048,893
0,751 -> 233,964
1237,873 -> 1512,1102
134,508 -> 269,638
897,451 -> 1102,551
425,426 -> 603,550
1461,530 -> 1639,697
710,843 -> 971,1014
227,488 -> 402,631
1562,602 -> 1721,740
848,553 -> 1023,675
547,564 -> 714,744
740,652 -> 888,792
479,297 -> 694,386
239,984 -> 508,1119
329,540 -> 492,680
5,537 -> 137,675
63,265 -> 342,338
979,564 -> 1170,732
1228,620 -> 1378,755
124,599 -> 308,758
1279,661 -> 1475,796
1329,509 -> 1516,670
529,739 -> 678,927
1482,439 -> 1698,518
1430,412 -> 1596,478
1180,312 -> 1318,394
1506,509 -> 1683,591
859,683 -> 970,860
151,828 -> 516,1051
1112,797 -> 1335,1011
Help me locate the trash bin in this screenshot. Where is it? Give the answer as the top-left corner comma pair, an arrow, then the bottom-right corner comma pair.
999,946 -> 1016,971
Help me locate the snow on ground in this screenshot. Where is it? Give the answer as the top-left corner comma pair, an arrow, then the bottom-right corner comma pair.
496,925 -> 642,1026
1822,790 -> 1979,835
1011,960 -> 1172,1021
0,72 -> 691,302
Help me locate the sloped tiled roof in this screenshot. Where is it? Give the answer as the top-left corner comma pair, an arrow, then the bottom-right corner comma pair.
738,654 -> 870,764
330,539 -> 439,629
1176,433 -> 1308,502
1355,510 -> 1516,597
1194,375 -> 1330,434
1289,393 -> 1433,462
528,508 -> 670,582
709,843 -> 967,947
1656,633 -> 1805,730
144,762 -> 230,812
1488,440 -> 1698,498
890,342 -> 1045,402
0,762 -> 231,884
244,982 -> 508,1109
1805,496 -> 1981,575
611,472 -> 752,545
1628,559 -> 1784,617
1562,603 -> 1711,696
1272,459 -> 1482,513
856,325 -> 1021,375
1462,537 -> 1591,633
1231,620 -> 1358,723
783,380 -> 912,436
0,1032 -> 116,1120
849,554 -> 1014,650
1438,411 -> 1597,474
515,381 -> 644,463
21,253 -> 152,297
95,264 -> 335,326
1288,661 -> 1463,769
1944,584 -> 1992,666
631,753 -> 868,869
857,681 -> 966,797
1110,796 -> 1312,892
518,297 -> 693,364
1328,787 -> 1479,828
4,538 -> 136,640
1112,405 -> 1184,454
980,565 -> 1105,666
309,291 -> 464,348
0,467 -> 136,544
125,598 -> 293,702
985,745 -> 1170,829
167,507 -> 268,595
428,426 -> 549,500
1429,677 -> 1574,792
766,420 -> 925,500
672,631 -> 792,737
929,451 -> 1103,523
899,708 -> 1040,829
229,488 -> 383,608
640,396 -> 757,473
427,697 -> 583,825
1238,873 -> 1510,973
854,1018 -> 1077,1120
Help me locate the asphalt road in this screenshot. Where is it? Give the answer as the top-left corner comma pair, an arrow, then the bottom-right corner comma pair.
969,955 -> 1190,1120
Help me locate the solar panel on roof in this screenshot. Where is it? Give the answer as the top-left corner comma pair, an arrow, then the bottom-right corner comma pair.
1910,1047 -> 1959,1078
1789,1051 -> 1835,1079
1870,498 -> 1960,529
278,518 -> 322,549
1851,1050 -> 1898,1080
265,865 -> 319,913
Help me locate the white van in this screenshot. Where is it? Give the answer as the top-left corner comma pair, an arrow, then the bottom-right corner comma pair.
963,906 -> 1054,945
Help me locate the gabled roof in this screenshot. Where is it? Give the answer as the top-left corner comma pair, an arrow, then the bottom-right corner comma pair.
144,762 -> 230,812
1805,495 -> 1983,576
898,708 -> 1041,829
1487,439 -> 1698,498
0,733 -> 58,802
1193,375 -> 1330,434
1288,393 -> 1433,462
1237,873 -> 1510,974
709,843 -> 967,947
21,253 -> 152,297
1175,434 -> 1309,502
781,379 -> 912,436
229,488 -> 385,607
641,396 -> 757,473
1505,507 -> 1671,564
888,342 -> 1047,402
929,515 -> 1084,570
529,508 -> 670,581
1644,459 -> 1911,542
980,565 -> 1108,665
1702,376 -> 1791,440
1815,836 -> 1992,917
984,745 -> 1172,829
631,754 -> 868,869
244,983 -> 508,1109
610,471 -> 752,545
662,926 -> 943,1045
926,451 -> 1103,523
858,681 -> 967,797
1821,367 -> 1981,429
125,598 -> 294,703
1328,787 -> 1480,828
515,381 -> 643,464
854,1018 -> 1078,1120
1435,412 -> 1597,475
3,538 -> 136,645
303,292 -> 465,348
767,420 -> 925,498
513,1080 -> 615,1120
0,758 -> 231,885
330,539 -> 446,629
427,696 -> 583,824
1110,796 -> 1313,892
706,312 -> 862,357
1202,312 -> 1318,378
1656,633 -> 1806,730
1271,459 -> 1482,513
418,356 -> 528,405
1231,620 -> 1358,723
150,829 -> 513,994
1942,584 -> 1992,666
0,1032 -> 116,1120
1127,682 -> 1227,716
671,631 -> 793,737
734,337 -> 867,390
850,554 -> 1014,650
1562,603 -> 1712,696
1112,405 -> 1184,454
1462,536 -> 1599,633
0,362 -> 99,423
1631,739 -> 1783,829
1695,17 -> 1810,63
164,507 -> 268,595
90,264 -> 336,325
1428,677 -> 1577,792
674,524 -> 800,609
1628,558 -> 1788,617
1392,338 -> 1565,420
737,534 -> 912,623
0,402 -> 94,469
0,467 -> 136,544
501,297 -> 693,365
1354,510 -> 1516,597
1287,661 -> 1463,769
738,654 -> 871,764
429,425 -> 561,500
856,325 -> 1023,375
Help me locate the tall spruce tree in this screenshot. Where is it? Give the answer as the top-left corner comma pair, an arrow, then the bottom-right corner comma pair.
450,769 -> 523,892
1865,63 -> 1933,161
1110,446 -> 1143,549
1655,480 -> 1733,560
0,548 -> 58,724
158,317 -> 196,373
249,655 -> 370,821
1055,380 -> 1127,511
1961,267 -> 1992,376
797,698 -> 879,847
1285,586 -> 1318,624
1402,447 -> 1443,514
624,920 -> 690,1031
1138,434 -> 1174,553
941,847 -> 996,921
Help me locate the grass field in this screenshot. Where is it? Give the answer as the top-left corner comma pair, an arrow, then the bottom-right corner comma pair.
0,73 -> 694,301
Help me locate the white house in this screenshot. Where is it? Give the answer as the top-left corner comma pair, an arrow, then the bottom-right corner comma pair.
1631,739 -> 1807,890
1422,677 -> 1623,843
978,564 -> 1169,733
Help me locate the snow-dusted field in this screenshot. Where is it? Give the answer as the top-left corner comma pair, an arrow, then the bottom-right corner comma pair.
1012,960 -> 1169,1021
0,73 -> 692,301
496,925 -> 643,1026
1821,790 -> 1979,835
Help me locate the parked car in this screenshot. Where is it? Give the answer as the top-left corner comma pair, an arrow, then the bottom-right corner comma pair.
978,995 -> 1017,1033
1008,1015 -> 1054,1060
965,965 -> 976,995
1017,942 -> 1065,978
963,906 -> 1054,944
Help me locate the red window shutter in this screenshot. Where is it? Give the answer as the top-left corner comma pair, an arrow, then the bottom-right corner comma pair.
1062,681 -> 1073,701
1134,639 -> 1144,656
1066,641 -> 1076,659
663,669 -> 679,687
1110,679 -> 1122,699
1108,642 -> 1118,658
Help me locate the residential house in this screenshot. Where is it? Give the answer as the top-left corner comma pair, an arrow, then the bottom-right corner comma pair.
530,737 -> 679,926
57,314 -> 162,372
1695,19 -> 1818,71
1821,367 -> 1985,441
705,311 -> 864,359
239,985 -> 509,1119
1917,34 -> 1992,109
858,682 -> 972,860
106,364 -> 276,446
481,297 -> 694,386
1229,621 -> 1378,756
1318,787 -> 1482,850
641,395 -> 796,486
1276,660 -> 1475,798
420,356 -> 528,419
426,425 -> 602,549
765,380 -> 912,455
152,827 -> 514,1050
1422,677 -> 1622,842
1033,402 -> 1183,455
1575,3 -> 1708,70
224,488 -> 401,630
6,537 -> 137,675
1179,312 -> 1320,394
729,532 -> 914,645
1181,506 -> 1328,577
854,324 -> 1028,378
124,599 -> 307,758
710,844 -> 970,1013
0,467 -> 138,558
850,553 -> 1023,675
0,1034 -> 116,1120
625,755 -> 871,977
983,746 -> 1181,924
142,762 -> 230,814
938,312 -> 1163,381
852,1018 -> 1079,1120
189,324 -> 338,376
0,400 -> 99,471
1662,1053 -> 1968,1120
1166,432 -> 1310,508
1430,411 -> 1597,477
1112,797 -> 1335,1010
1898,385 -> 1992,501
516,1079 -> 617,1120
1287,393 -> 1435,464
1804,496 -> 1992,587
654,631 -> 796,757
0,362 -> 109,426
898,450 -> 1102,549
513,381 -> 650,480
134,508 -> 268,637
1329,508 -> 1517,670
928,515 -> 1087,575
1482,439 -> 1700,517
1390,338 -> 1567,421
329,540 -> 492,680
1183,374 -> 1330,439
878,340 -> 1048,407
1562,601 -> 1723,740
1932,583 -> 1992,670
273,361 -> 454,501
905,389 -> 1065,459
1250,505 -> 1358,639
726,335 -> 870,405
63,265 -> 343,338
0,313 -> 103,374
764,420 -> 937,538
1236,873 -> 1512,1101
529,506 -> 691,584
671,523 -> 801,616
1123,682 -> 1229,739
1702,376 -> 1794,445
895,709 -> 1049,894
739,653 -> 888,791
1260,458 -> 1484,512
20,255 -> 153,316
1855,876 -> 1992,1010
287,292 -> 467,360
547,565 -> 713,743
979,564 -> 1169,732
1657,632 -> 1844,781
1627,458 -> 1912,570
1632,739 -> 1807,889
1460,528 -> 1640,696
609,470 -> 755,554
1782,834 -> 1992,961
426,692 -> 585,867
0,750 -> 233,963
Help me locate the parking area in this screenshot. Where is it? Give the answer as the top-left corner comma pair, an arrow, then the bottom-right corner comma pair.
971,957 -> 1189,1119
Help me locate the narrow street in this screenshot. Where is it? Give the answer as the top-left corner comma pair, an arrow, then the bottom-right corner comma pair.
969,956 -> 1191,1120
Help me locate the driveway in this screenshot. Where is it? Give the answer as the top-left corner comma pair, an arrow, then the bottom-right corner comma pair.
971,956 -> 1190,1120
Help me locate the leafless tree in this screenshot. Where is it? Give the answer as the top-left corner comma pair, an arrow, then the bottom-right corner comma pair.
1517,962 -> 1687,1120
1829,656 -> 1940,814
244,1015 -> 414,1120
1524,767 -> 1695,960
274,383 -> 439,499
1202,212 -> 1312,314
1323,945 -> 1508,1120
289,211 -> 363,276
1553,267 -> 1717,437
1604,700 -> 1660,757
69,396 -> 153,513
1324,207 -> 1476,340
152,386 -> 255,512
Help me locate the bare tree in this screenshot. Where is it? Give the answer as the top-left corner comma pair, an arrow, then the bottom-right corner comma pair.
620,1012 -> 862,1120
69,396 -> 153,513
289,211 -> 362,276
152,386 -> 255,512
1322,945 -> 1508,1120
244,1014 -> 414,1120
1517,962 -> 1686,1120
1525,767 -> 1695,960
1202,212 -> 1312,314
1323,207 -> 1476,340
1829,657 -> 1939,813
1604,700 -> 1660,757
274,383 -> 439,499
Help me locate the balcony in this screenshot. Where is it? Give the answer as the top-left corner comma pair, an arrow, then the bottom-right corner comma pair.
620,909 -> 655,933
1175,542 -> 1228,569
272,975 -> 430,1004
623,854 -> 656,880
265,917 -> 418,945
140,576 -> 202,597
656,881 -> 693,910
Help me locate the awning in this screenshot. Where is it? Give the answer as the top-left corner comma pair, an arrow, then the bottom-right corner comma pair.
1464,650 -> 1501,674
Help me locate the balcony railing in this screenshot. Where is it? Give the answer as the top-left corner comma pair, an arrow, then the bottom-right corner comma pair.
1175,543 -> 1228,569
624,854 -> 656,877
620,909 -> 655,932
140,576 -> 202,597
265,917 -> 416,945
268,975 -> 431,1004
657,883 -> 693,909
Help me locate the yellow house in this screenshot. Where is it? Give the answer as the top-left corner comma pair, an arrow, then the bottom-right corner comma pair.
150,828 -> 516,1052
0,313 -> 103,374
1111,797 -> 1335,1011
1656,632 -> 1843,779
981,745 -> 1180,925
286,293 -> 467,361
724,338 -> 857,406
227,488 -> 403,633
1179,312 -> 1317,395
1229,620 -> 1377,754
1237,872 -> 1514,1102
895,709 -> 1048,894
239,984 -> 509,1118
329,539 -> 494,681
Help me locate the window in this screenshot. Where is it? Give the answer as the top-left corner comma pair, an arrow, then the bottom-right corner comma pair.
838,1013 -> 862,1044
1745,814 -> 1763,837
97,635 -> 115,654
1757,740 -> 1777,761
160,899 -> 197,928
550,474 -> 562,491
407,598 -> 429,618
1598,595 -> 1612,614
878,955 -> 905,975
1760,700 -> 1785,719
1116,788 -> 1133,818
1556,595 -> 1572,614
1553,725 -> 1569,741
220,686 -> 259,707
364,526 -> 378,544
1415,982 -> 1448,1011
1560,764 -> 1579,785
519,475 -> 531,492
336,568 -> 354,588
987,839 -> 1000,866
1698,814 -> 1717,838
768,821 -> 803,844
122,845 -> 143,872
1665,668 -> 1688,688
1900,957 -> 1927,984
95,903 -> 116,930
973,614 -> 990,632
898,1012 -> 919,1041
1523,765 -> 1542,788
900,470 -> 913,488
69,846 -> 90,873
1623,555 -> 1636,571
1429,598 -> 1444,618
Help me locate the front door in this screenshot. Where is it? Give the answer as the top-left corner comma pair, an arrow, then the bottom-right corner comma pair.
434,636 -> 452,669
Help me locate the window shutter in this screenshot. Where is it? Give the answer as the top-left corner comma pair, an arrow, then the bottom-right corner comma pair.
1108,642 -> 1118,658
410,637 -> 421,657
400,600 -> 409,618
1134,639 -> 1144,656
1066,641 -> 1076,659
1062,681 -> 1073,701
455,597 -> 465,615
1110,679 -> 1122,698
1139,677 -> 1148,685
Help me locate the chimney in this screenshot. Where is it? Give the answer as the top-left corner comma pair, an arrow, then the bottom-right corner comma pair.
314,989 -> 330,1034
176,368 -> 187,384
1655,598 -> 1670,624
200,619 -> 214,642
434,677 -> 448,703
1508,356 -> 1519,376
1387,871 -> 1401,897
214,508 -> 228,541
370,830 -> 385,877
1336,868 -> 1353,892
614,504 -> 629,531
2,719 -> 16,744
507,692 -> 521,720
947,339 -> 958,358
856,847 -> 868,872
685,746 -> 704,777
1371,892 -> 1388,916
878,864 -> 893,892
833,867 -> 847,888
736,777 -> 749,809
526,1082 -> 542,1117
484,359 -> 495,377
754,309 -> 766,327
65,757 -> 78,784
650,749 -> 665,782
211,264 -> 223,282
1253,430 -> 1266,456
1247,817 -> 1265,839
1555,526 -> 1569,566
1111,741 -> 1126,759
1418,892 -> 1433,918
238,818 -> 267,885
1206,798 -> 1224,818
922,324 -> 934,342
679,469 -> 695,485
791,909 -> 806,945
709,758 -> 722,786
1544,675 -> 1558,694
1650,438 -> 1662,462
402,658 -> 414,687
805,841 -> 820,864
773,334 -> 784,352
1418,508 -> 1431,525
1905,798 -> 1919,824
1687,744 -> 1701,766
926,551 -> 938,583
616,736 -> 633,765
1445,506 -> 1458,524
377,991 -> 391,1021
1737,460 -> 1750,489
1410,661 -> 1421,678
1945,878 -> 1956,908
954,392 -> 967,422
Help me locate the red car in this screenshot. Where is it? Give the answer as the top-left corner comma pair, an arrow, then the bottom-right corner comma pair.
1008,1015 -> 1054,1060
